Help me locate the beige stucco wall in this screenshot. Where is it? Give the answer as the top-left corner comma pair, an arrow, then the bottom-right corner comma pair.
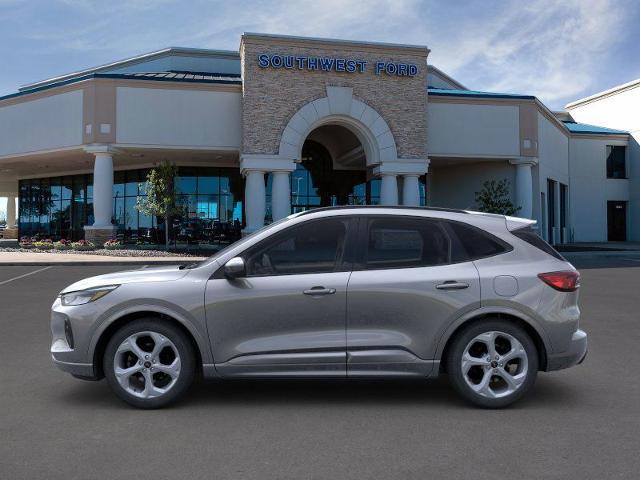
0,90 -> 83,157
115,86 -> 242,148
240,35 -> 428,160
427,101 -> 520,157
568,85 -> 640,241
429,161 -> 515,210
569,136 -> 629,241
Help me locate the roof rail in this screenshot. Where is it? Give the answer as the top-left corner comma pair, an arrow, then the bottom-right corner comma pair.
297,205 -> 469,216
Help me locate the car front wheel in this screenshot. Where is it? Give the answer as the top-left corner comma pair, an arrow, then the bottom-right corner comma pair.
103,319 -> 196,409
446,320 -> 538,408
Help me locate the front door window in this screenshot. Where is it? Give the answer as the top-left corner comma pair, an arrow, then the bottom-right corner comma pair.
245,217 -> 351,276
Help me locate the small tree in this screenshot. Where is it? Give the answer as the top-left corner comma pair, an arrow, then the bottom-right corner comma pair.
136,161 -> 182,249
474,179 -> 520,216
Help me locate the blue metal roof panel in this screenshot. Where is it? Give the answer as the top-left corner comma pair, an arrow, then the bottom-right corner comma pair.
0,72 -> 242,102
562,121 -> 628,135
427,87 -> 535,100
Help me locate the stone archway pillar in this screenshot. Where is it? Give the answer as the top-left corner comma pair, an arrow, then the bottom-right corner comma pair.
380,174 -> 399,205
402,175 -> 421,207
241,154 -> 296,233
244,170 -> 266,232
271,171 -> 291,221
374,159 -> 429,207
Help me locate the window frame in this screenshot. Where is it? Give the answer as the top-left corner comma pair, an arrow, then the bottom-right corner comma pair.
353,215 -> 452,271
239,216 -> 359,278
352,215 -> 512,272
606,145 -> 627,180
441,219 -> 513,262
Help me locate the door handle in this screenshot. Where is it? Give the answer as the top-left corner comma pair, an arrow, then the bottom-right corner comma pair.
303,286 -> 336,296
436,281 -> 469,290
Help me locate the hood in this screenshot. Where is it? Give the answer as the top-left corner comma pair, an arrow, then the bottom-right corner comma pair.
60,265 -> 189,293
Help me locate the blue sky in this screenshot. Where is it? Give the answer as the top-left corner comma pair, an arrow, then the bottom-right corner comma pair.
0,0 -> 639,109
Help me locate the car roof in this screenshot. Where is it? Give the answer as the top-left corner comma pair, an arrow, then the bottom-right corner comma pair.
297,205 -> 468,216
293,206 -> 536,232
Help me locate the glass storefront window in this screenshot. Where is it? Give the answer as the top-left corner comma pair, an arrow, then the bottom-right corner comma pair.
18,166 -> 243,245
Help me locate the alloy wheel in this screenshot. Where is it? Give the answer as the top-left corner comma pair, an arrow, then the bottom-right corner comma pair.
461,331 -> 528,399
113,331 -> 181,399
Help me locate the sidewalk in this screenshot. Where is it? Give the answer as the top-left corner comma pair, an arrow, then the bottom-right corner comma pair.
0,251 -> 208,266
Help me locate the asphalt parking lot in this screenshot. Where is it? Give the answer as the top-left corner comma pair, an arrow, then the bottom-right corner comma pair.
1,257 -> 639,479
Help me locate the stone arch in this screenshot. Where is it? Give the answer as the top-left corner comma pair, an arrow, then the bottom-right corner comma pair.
278,86 -> 398,166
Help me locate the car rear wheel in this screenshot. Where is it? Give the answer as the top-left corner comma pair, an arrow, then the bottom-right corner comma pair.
446,320 -> 538,408
104,319 -> 196,409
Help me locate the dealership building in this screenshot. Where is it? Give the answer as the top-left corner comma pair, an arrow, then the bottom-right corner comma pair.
0,33 -> 636,245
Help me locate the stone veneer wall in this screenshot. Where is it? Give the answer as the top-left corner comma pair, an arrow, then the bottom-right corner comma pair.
241,36 -> 429,160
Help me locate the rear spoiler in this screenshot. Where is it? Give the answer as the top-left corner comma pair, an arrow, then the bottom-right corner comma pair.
504,215 -> 537,231
464,210 -> 537,231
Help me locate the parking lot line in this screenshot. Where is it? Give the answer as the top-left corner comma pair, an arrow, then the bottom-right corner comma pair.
0,266 -> 52,286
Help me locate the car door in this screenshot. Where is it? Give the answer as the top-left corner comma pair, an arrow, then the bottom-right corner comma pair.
346,215 -> 481,377
205,216 -> 356,377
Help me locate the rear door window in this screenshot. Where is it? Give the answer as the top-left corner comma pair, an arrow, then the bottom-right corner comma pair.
362,217 -> 450,269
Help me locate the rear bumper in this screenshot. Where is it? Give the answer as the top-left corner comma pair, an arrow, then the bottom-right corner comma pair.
546,329 -> 588,371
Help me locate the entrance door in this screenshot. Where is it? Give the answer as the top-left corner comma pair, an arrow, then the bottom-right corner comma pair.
607,201 -> 627,241
204,216 -> 356,377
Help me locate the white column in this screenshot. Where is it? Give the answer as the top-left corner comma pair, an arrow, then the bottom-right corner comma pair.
402,175 -> 420,206
92,152 -> 115,227
380,174 -> 399,206
6,195 -> 17,228
512,159 -> 536,219
244,170 -> 266,232
271,171 -> 291,221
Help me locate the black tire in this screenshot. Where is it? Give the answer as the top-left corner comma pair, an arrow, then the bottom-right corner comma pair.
446,319 -> 538,408
103,318 -> 196,409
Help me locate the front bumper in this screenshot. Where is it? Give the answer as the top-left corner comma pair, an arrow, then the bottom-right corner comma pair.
51,355 -> 97,379
51,301 -> 99,379
546,329 -> 588,371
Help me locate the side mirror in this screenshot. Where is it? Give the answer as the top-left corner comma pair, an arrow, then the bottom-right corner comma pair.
224,257 -> 246,278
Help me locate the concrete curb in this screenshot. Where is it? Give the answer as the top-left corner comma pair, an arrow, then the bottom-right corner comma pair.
0,260 -> 201,266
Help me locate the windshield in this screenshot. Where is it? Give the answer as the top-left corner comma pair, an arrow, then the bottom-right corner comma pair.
188,216 -> 293,269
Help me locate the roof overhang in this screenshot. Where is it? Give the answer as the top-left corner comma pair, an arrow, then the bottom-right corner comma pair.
565,78 -> 640,109
19,47 -> 240,93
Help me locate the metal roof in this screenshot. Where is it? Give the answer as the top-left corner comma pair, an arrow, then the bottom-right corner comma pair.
115,71 -> 241,82
562,121 -> 628,135
428,87 -> 535,100
0,71 -> 242,103
19,47 -> 240,92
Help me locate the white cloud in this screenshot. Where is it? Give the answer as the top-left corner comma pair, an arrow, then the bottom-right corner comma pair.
426,0 -> 628,107
1,0 -> 635,109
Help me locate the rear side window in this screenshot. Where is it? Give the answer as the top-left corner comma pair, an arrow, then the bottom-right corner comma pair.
363,217 -> 450,269
445,221 -> 511,261
511,226 -> 565,261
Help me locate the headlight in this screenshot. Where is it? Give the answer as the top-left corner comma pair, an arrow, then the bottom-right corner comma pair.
60,285 -> 119,306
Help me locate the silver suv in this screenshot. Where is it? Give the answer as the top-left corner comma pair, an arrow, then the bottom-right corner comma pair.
51,207 -> 587,409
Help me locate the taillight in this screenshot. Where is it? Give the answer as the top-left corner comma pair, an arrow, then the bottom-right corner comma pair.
538,271 -> 580,292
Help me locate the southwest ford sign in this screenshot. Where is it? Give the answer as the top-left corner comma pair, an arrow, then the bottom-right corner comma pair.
257,54 -> 418,77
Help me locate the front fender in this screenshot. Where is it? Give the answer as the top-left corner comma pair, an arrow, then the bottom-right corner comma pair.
87,299 -> 213,365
